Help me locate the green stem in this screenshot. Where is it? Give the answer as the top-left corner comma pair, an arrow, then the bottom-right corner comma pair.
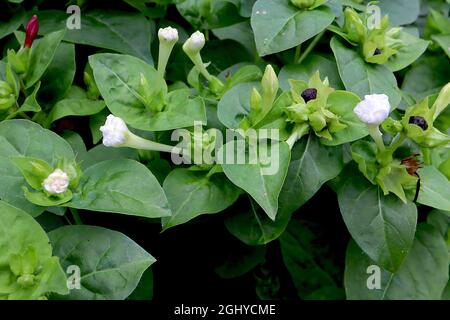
368,124 -> 386,151
127,133 -> 184,154
157,42 -> 175,78
294,45 -> 301,64
422,148 -> 431,166
297,30 -> 325,65
70,208 -> 82,225
388,132 -> 406,154
19,77 -> 27,97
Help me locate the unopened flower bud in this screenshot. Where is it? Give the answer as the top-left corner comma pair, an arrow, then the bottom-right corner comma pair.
24,15 -> 39,48
183,31 -> 206,56
158,26 -> 179,44
100,114 -> 128,147
354,94 -> 391,125
43,169 -> 70,194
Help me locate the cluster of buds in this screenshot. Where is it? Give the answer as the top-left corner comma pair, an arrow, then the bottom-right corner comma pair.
284,72 -> 347,146
7,15 -> 39,75
290,0 -> 328,10
0,80 -> 16,111
343,8 -> 398,64
241,65 -> 279,129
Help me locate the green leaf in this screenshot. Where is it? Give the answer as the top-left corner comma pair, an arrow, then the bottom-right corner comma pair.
377,0 -> 420,26
0,10 -> 25,40
225,135 -> 344,245
0,120 -> 75,216
215,243 -> 266,279
323,90 -> 368,146
6,82 -> 42,120
162,168 -> 240,230
49,225 -> 155,300
280,220 -> 344,299
79,145 -> 139,170
38,10 -> 154,63
0,201 -> 68,300
385,30 -> 429,72
212,21 -> 257,56
24,30 -> 66,89
67,159 -> 171,218
279,54 -> 344,91
402,56 -> 450,106
38,42 -> 76,104
251,0 -> 335,56
417,166 -> 450,212
345,224 -> 449,299
330,37 -> 402,107
338,172 -> 417,272
47,99 -> 106,125
433,34 -> 450,59
89,53 -> 206,131
221,140 -> 291,220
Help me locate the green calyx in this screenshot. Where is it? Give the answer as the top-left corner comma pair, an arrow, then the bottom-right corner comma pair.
9,246 -> 40,288
284,71 -> 347,141
11,156 -> 81,207
402,94 -> 450,148
0,80 -> 16,111
290,0 -> 328,10
351,140 -> 418,203
7,47 -> 30,75
343,8 -> 398,65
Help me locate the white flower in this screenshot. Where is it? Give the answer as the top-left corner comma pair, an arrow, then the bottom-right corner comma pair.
158,26 -> 179,43
100,115 -> 128,147
43,169 -> 69,194
183,31 -> 205,55
354,94 -> 391,125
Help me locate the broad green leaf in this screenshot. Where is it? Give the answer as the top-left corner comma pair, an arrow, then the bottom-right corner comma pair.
338,172 -> 417,272
38,10 -> 154,63
402,56 -> 450,106
0,120 -> 75,216
417,166 -> 450,212
0,10 -> 25,40
323,90 -> 368,146
24,30 -> 65,89
345,224 -> 449,299
67,159 -> 171,218
385,30 -> 429,72
330,37 -> 402,107
212,21 -> 257,56
217,81 -> 259,129
162,168 -> 240,230
89,53 -> 206,131
6,82 -> 41,120
79,145 -> 139,170
38,42 -> 76,104
225,135 -> 344,245
280,220 -> 344,299
127,269 -> 154,300
215,243 -> 266,279
0,201 -> 68,300
279,54 -> 344,91
221,140 -> 291,220
251,0 -> 335,56
49,225 -> 155,300
433,34 -> 450,59
46,99 -> 106,125
377,0 -> 420,26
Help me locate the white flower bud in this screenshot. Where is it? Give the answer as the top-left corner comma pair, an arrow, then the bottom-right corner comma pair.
183,31 -> 205,55
100,115 -> 129,147
354,94 -> 391,125
158,26 -> 179,43
43,169 -> 69,194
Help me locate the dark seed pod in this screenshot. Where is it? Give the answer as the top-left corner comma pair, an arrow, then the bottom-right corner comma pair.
408,116 -> 428,130
374,48 -> 382,55
301,88 -> 317,103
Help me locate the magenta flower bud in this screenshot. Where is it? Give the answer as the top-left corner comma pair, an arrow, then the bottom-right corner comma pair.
24,15 -> 39,48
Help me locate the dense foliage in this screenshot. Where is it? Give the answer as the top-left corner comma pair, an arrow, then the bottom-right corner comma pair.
0,0 -> 449,300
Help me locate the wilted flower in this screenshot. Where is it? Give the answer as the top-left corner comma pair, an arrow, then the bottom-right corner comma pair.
43,169 -> 70,194
354,94 -> 391,125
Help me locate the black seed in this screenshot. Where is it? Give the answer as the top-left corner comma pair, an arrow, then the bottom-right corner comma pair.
301,88 -> 317,103
374,48 -> 382,55
408,116 -> 428,130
